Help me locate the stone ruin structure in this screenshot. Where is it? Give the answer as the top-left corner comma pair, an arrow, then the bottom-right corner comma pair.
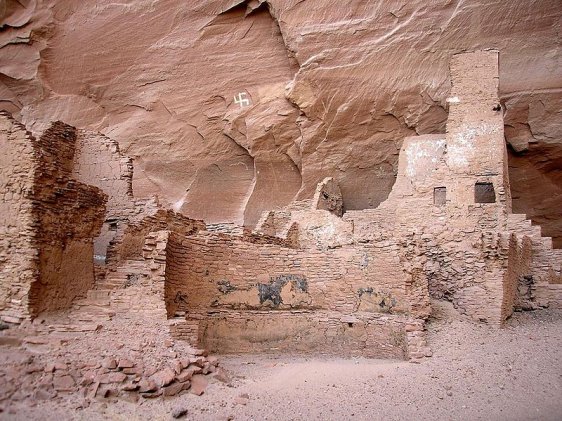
0,51 -> 561,404
0,115 -> 107,323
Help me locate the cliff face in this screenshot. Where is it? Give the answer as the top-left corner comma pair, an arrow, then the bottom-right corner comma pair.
1,0 -> 560,244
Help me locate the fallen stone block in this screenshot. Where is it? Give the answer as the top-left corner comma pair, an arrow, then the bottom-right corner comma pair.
151,367 -> 175,388
98,372 -> 127,384
53,375 -> 75,392
138,378 -> 157,393
118,358 -> 134,369
175,370 -> 192,383
102,358 -> 117,370
189,374 -> 208,396
171,407 -> 188,418
212,367 -> 232,384
162,381 -> 184,397
121,382 -> 139,392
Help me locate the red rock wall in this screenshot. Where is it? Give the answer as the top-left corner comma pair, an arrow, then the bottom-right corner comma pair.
1,1 -> 559,244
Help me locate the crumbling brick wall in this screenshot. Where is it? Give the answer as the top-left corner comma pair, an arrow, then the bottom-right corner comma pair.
163,229 -> 430,359
0,113 -> 107,321
71,130 -> 134,262
0,113 -> 38,323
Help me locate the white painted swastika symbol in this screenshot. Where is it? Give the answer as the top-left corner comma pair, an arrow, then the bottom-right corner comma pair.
234,92 -> 251,108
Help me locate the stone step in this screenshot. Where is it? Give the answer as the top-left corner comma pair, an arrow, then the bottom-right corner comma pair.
507,213 -> 528,223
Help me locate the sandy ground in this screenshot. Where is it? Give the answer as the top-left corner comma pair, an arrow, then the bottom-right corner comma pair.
3,302 -> 562,421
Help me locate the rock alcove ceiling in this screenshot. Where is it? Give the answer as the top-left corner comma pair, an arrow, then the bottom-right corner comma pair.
1,0 -> 560,245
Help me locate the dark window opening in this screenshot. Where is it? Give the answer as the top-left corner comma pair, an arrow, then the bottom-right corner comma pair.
434,187 -> 446,205
475,182 -> 496,203
108,221 -> 118,231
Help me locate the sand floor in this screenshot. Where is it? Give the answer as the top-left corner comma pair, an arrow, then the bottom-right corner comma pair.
4,303 -> 562,421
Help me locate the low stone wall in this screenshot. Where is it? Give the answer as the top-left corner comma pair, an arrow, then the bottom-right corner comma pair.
196,310 -> 410,359
163,230 -> 430,359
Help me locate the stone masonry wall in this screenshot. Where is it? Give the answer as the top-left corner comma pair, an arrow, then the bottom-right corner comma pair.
164,230 -> 431,359
344,50 -> 520,325
347,207 -> 513,324
0,112 -> 39,323
72,130 -> 134,263
28,122 -> 107,316
107,210 -> 206,265
508,213 -> 562,310
0,113 -> 107,321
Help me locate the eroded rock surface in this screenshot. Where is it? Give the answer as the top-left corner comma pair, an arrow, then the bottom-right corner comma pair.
0,0 -> 560,242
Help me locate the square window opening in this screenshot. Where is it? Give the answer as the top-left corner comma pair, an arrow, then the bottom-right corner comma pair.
475,182 -> 495,203
434,187 -> 446,205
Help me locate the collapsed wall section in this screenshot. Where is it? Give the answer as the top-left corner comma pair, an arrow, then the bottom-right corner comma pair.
0,113 -> 107,322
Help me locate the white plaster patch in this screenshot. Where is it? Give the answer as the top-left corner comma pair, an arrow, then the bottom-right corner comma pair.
405,139 -> 446,178
310,222 -> 336,238
446,96 -> 460,103
448,123 -> 499,168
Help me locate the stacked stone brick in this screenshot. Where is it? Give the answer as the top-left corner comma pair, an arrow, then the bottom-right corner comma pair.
0,112 -> 107,322
162,230 -> 431,359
